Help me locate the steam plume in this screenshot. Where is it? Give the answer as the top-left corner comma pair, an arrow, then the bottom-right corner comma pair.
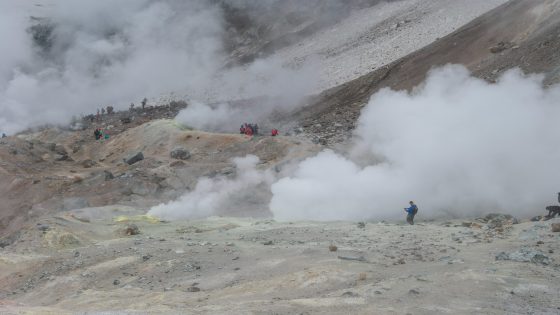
271,65 -> 560,221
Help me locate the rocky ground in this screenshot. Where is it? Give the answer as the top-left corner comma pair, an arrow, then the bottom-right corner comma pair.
289,0 -> 560,146
2,0 -> 560,313
1,209 -> 559,314
0,108 -> 321,238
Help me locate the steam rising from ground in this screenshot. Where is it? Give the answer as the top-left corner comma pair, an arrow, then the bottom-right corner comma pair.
175,57 -> 318,132
149,155 -> 274,220
0,0 -> 319,135
271,65 -> 560,221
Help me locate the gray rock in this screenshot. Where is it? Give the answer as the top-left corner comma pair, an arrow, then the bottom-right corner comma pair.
187,286 -> 200,292
483,213 -> 519,228
130,181 -> 158,196
37,224 -> 50,232
54,144 -> 68,155
170,147 -> 191,160
124,224 -> 140,236
495,248 -> 551,265
531,216 -> 543,222
81,159 -> 96,168
125,152 -> 144,165
338,256 -> 367,262
104,170 -> 114,181
62,197 -> 90,210
54,154 -> 70,161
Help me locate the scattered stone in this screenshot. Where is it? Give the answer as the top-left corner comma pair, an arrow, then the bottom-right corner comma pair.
551,223 -> 560,232
142,255 -> 152,262
81,159 -> 96,168
54,154 -> 71,161
531,216 -> 543,222
187,286 -> 200,292
338,256 -> 367,262
495,248 -> 551,265
408,289 -> 420,295
329,244 -> 338,252
121,117 -> 132,124
341,291 -> 360,297
357,222 -> 366,229
481,213 -> 519,228
62,197 -> 89,211
489,41 -> 513,53
124,224 -> 140,236
113,280 -> 120,285
170,147 -> 191,160
263,240 -> 273,245
125,152 -> 144,165
184,264 -> 201,272
170,160 -> 185,168
104,170 -> 114,181
37,224 -> 50,232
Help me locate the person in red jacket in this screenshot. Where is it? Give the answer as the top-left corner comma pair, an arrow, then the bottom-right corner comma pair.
271,129 -> 279,136
245,125 -> 253,136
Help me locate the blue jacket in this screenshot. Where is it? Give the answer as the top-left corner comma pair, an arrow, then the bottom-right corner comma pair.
406,205 -> 417,215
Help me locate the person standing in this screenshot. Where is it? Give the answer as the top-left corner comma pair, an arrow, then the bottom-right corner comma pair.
404,201 -> 418,225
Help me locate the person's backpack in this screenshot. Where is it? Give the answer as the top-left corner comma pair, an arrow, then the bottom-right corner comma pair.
413,205 -> 418,215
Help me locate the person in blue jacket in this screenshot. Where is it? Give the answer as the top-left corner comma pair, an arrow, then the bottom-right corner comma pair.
404,201 -> 418,225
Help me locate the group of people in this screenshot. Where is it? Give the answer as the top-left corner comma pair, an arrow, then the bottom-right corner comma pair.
240,123 -> 259,136
239,123 -> 279,137
94,128 -> 108,140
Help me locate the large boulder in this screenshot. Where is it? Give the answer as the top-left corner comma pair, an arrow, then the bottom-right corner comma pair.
170,147 -> 191,160
552,223 -> 560,232
125,152 -> 144,165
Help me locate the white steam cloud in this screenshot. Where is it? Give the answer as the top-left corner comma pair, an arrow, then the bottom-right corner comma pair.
0,0 -> 319,135
271,65 -> 560,221
1,0 -> 223,134
175,56 -> 319,133
149,155 -> 274,220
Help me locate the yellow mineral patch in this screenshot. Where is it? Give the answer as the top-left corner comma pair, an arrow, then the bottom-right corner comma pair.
113,214 -> 161,224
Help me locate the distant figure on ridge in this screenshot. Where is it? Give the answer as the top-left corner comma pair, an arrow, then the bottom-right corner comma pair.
404,201 -> 418,225
271,128 -> 279,137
